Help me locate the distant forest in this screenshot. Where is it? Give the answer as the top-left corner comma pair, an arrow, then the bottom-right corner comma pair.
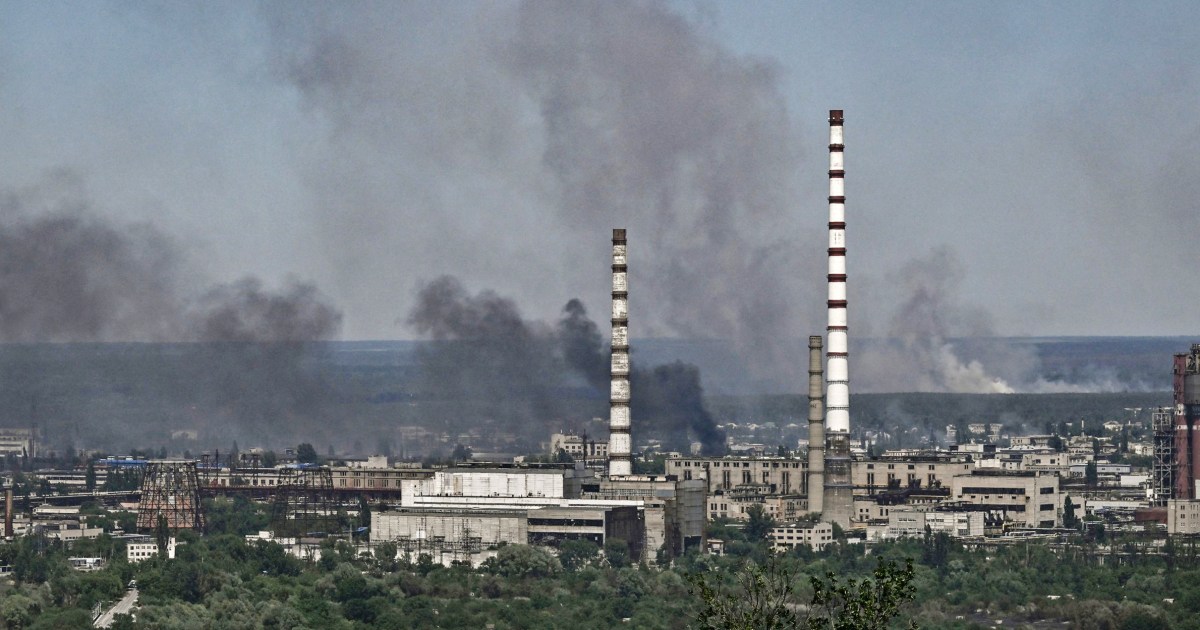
0,337 -> 1183,456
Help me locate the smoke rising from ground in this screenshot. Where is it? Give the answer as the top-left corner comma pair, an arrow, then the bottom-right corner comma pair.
855,247 -> 1159,394
408,276 -> 726,453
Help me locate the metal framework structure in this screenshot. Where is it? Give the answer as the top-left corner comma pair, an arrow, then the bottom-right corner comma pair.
270,465 -> 338,537
1153,407 -> 1174,506
136,460 -> 206,532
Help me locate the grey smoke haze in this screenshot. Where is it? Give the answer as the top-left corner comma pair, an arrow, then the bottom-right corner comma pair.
270,0 -> 813,390
408,276 -> 725,453
0,177 -> 343,448
1,1 -> 1196,396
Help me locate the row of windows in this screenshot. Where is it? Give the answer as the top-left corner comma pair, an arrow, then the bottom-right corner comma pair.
337,479 -> 393,487
960,487 -> 1027,495
676,460 -> 805,469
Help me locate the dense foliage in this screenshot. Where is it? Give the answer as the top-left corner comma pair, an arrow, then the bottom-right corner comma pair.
3,506 -> 1198,629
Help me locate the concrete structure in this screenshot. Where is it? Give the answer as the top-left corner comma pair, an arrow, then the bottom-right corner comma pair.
592,475 -> 706,557
608,228 -> 632,476
398,466 -> 703,562
1167,499 -> 1200,535
854,455 -> 972,493
43,521 -> 103,544
668,455 -> 810,495
823,109 -> 853,529
127,537 -> 176,563
873,508 -> 985,540
769,521 -> 834,552
550,433 -> 609,460
0,427 -> 36,458
950,471 -> 1061,528
806,336 -> 825,515
1175,345 -> 1200,499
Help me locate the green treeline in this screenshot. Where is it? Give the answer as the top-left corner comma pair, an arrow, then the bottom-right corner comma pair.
1,502 -> 1197,629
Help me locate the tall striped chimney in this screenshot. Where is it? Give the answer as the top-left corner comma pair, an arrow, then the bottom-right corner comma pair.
823,109 -> 853,528
806,335 -> 825,514
826,109 -> 849,436
608,229 -> 632,477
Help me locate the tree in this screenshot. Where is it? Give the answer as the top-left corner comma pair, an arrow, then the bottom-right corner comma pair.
296,443 -> 320,464
745,504 -> 775,542
450,444 -> 472,463
690,557 -> 917,630
604,538 -> 632,569
155,514 -> 171,555
261,451 -> 278,468
85,462 -> 96,492
1085,461 -> 1098,488
558,539 -> 600,571
1063,496 -> 1078,529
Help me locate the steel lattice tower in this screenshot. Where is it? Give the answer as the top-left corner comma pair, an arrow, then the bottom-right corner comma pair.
136,460 -> 206,532
270,465 -> 338,537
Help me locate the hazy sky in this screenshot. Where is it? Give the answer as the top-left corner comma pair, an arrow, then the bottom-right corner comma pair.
1,0 -> 1196,350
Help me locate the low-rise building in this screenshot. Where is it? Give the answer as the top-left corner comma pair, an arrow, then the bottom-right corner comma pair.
875,507 -> 986,540
127,537 -> 176,563
769,521 -> 834,552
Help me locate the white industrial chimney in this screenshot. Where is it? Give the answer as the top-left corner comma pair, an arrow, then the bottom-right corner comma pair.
608,229 -> 632,477
823,109 -> 853,527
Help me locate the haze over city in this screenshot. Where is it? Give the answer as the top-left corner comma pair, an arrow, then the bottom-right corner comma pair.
0,1 -> 1195,393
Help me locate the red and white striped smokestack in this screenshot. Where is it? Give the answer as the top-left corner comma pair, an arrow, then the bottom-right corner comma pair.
608,229 -> 632,477
826,110 -> 849,436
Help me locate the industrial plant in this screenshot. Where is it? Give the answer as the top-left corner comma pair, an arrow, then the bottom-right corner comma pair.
0,108 -> 1193,584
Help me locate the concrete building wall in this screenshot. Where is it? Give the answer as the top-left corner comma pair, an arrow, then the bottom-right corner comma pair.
951,472 -> 1060,528
854,459 -> 972,492
410,469 -> 569,499
1167,499 -> 1200,535
371,510 -> 527,547
769,522 -> 834,552
668,456 -> 809,494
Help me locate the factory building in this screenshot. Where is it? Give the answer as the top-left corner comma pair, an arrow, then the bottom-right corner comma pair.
0,427 -> 37,458
390,465 -> 703,562
949,470 -> 1061,529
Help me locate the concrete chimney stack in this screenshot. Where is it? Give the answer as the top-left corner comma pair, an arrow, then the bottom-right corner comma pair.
5,488 -> 12,539
608,229 -> 632,477
823,109 -> 853,527
806,335 -> 825,514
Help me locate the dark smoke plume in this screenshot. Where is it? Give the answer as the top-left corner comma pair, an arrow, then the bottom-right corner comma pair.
269,0 -> 815,390
0,176 -> 343,450
408,276 -> 725,453
0,213 -> 183,343
558,298 -> 607,390
406,276 -> 564,444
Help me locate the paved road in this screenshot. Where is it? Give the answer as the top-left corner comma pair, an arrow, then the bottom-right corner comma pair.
94,588 -> 137,628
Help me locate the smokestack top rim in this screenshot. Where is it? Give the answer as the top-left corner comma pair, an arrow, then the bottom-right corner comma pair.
829,109 -> 843,123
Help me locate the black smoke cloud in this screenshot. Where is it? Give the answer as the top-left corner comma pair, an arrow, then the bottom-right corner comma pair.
409,276 -> 725,454
268,0 -> 815,390
0,176 -> 342,450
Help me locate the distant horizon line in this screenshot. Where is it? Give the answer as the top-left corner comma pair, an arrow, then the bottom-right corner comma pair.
0,334 -> 1192,346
